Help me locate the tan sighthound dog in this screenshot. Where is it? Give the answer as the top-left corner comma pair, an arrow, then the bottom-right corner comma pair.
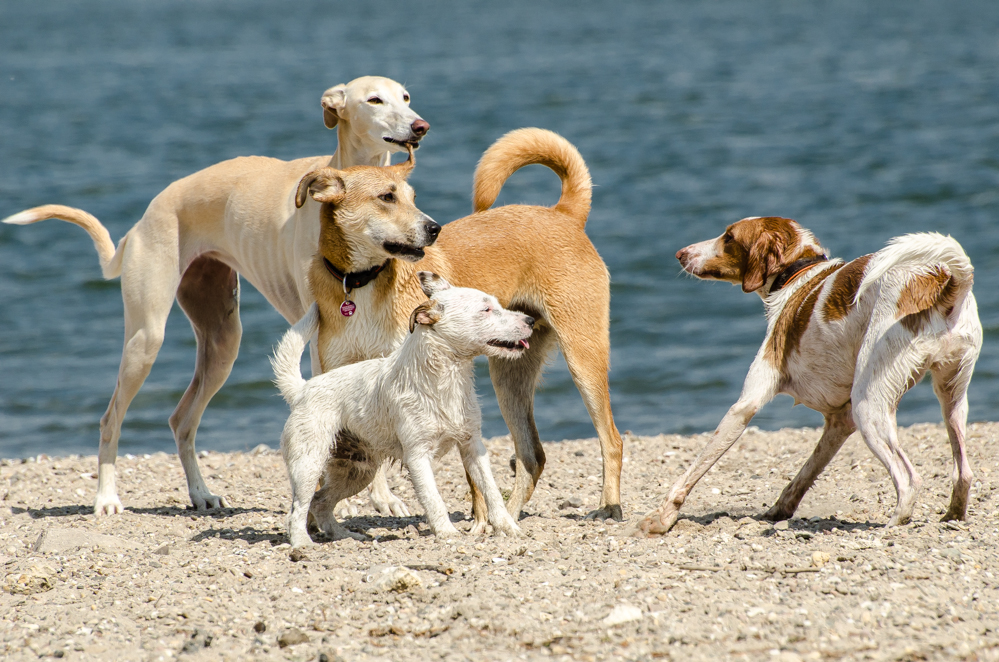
632,217 -> 982,536
2,76 -> 428,516
296,127 -> 625,524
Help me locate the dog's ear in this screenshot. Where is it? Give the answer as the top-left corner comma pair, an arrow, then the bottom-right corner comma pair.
742,231 -> 785,293
417,271 -> 452,297
321,84 -> 347,129
409,300 -> 443,333
296,169 -> 346,208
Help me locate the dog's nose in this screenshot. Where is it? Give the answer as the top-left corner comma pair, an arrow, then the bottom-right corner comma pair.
424,219 -> 441,241
675,248 -> 686,262
411,119 -> 430,137
524,316 -> 535,329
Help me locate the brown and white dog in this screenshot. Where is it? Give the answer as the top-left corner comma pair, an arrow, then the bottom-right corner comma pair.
295,127 -> 625,524
2,76 -> 428,516
633,216 -> 982,535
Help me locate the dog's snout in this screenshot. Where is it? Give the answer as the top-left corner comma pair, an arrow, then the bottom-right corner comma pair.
424,218 -> 441,241
676,248 -> 686,262
411,119 -> 430,137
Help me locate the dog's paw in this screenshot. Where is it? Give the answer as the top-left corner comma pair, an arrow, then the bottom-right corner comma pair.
190,492 -> 231,511
332,526 -> 369,542
584,504 -> 624,522
94,493 -> 124,517
370,491 -> 411,517
491,518 -> 522,537
432,522 -> 461,537
468,519 -> 488,536
626,509 -> 679,538
334,500 -> 360,519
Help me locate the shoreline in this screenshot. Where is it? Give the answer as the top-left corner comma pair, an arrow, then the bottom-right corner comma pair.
2,422 -> 998,661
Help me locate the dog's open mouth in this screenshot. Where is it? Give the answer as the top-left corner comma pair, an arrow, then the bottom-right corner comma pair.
383,137 -> 422,149
383,241 -> 425,260
487,339 -> 530,351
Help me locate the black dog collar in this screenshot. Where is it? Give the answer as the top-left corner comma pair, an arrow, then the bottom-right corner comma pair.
770,255 -> 829,293
322,257 -> 389,290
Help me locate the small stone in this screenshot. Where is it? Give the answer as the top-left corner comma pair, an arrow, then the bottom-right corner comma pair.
574,451 -> 584,457
253,621 -> 267,633
289,548 -> 308,562
277,628 -> 309,648
3,563 -> 57,595
153,544 -> 171,556
811,551 -> 831,568
34,528 -> 138,554
603,603 -> 643,626
559,496 -> 584,509
773,520 -> 790,531
250,444 -> 272,456
372,566 -> 423,593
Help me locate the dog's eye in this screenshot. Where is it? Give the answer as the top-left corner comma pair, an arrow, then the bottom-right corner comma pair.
379,192 -> 395,203
723,233 -> 734,244
403,94 -> 410,103
367,97 -> 384,105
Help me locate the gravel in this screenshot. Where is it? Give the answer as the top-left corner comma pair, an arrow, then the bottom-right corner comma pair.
1,421 -> 998,661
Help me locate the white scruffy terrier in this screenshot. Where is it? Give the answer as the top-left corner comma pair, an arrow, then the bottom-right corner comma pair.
272,272 -> 533,548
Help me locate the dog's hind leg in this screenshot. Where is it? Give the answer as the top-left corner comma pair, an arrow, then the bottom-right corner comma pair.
931,349 -> 980,522
94,237 -> 180,516
464,470 -> 489,535
170,255 -> 241,510
764,405 -> 856,521
310,460 -> 375,542
546,290 -> 625,522
488,324 -> 557,521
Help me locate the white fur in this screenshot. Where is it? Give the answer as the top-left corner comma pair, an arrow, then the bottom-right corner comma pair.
273,275 -> 533,548
2,76 -> 427,517
636,228 -> 982,536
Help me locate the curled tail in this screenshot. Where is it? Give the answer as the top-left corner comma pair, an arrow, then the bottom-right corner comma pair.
471,128 -> 592,224
856,232 -> 975,319
2,204 -> 126,279
270,304 -> 320,405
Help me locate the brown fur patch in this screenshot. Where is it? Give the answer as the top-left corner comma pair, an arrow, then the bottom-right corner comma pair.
823,254 -> 872,322
765,265 -> 842,373
898,267 -> 959,333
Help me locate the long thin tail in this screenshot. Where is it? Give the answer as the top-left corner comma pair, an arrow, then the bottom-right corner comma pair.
2,204 -> 125,279
270,304 -> 320,405
856,232 -> 975,305
471,128 -> 592,224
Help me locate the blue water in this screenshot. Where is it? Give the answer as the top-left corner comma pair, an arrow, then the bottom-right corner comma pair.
1,1 -> 998,459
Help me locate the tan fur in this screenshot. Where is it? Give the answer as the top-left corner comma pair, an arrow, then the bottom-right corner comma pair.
306,128 -> 625,523
898,267 -> 960,334
823,255 -> 872,322
2,76 -> 428,516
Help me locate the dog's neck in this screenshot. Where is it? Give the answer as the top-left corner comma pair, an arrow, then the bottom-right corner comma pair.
329,120 -> 394,169
388,328 -> 477,398
765,255 -> 829,297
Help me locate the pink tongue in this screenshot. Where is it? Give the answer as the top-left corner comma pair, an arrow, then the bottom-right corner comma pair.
519,339 -> 530,349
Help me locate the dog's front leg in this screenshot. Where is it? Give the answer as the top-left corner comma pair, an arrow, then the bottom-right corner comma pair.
460,435 -> 521,537
630,397 -> 760,536
404,450 -> 459,537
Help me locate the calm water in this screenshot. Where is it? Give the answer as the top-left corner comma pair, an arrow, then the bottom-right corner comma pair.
1,1 -> 998,459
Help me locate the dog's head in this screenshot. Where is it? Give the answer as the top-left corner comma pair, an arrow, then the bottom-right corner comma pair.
409,272 -> 535,360
297,155 -> 440,267
676,216 -> 827,294
320,76 -> 429,152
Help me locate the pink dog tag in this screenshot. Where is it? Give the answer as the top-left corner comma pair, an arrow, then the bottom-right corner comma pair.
340,300 -> 356,317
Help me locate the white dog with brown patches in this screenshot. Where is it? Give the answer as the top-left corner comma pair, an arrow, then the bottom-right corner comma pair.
2,76 -> 427,517
633,217 -> 982,536
272,272 -> 531,548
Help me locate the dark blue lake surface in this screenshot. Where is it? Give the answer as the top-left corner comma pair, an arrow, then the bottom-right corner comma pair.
1,1 -> 998,459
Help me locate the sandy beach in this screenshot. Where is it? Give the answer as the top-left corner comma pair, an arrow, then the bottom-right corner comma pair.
2,422 -> 998,661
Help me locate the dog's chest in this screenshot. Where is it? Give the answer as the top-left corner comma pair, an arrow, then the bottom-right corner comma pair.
320,301 -> 406,370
